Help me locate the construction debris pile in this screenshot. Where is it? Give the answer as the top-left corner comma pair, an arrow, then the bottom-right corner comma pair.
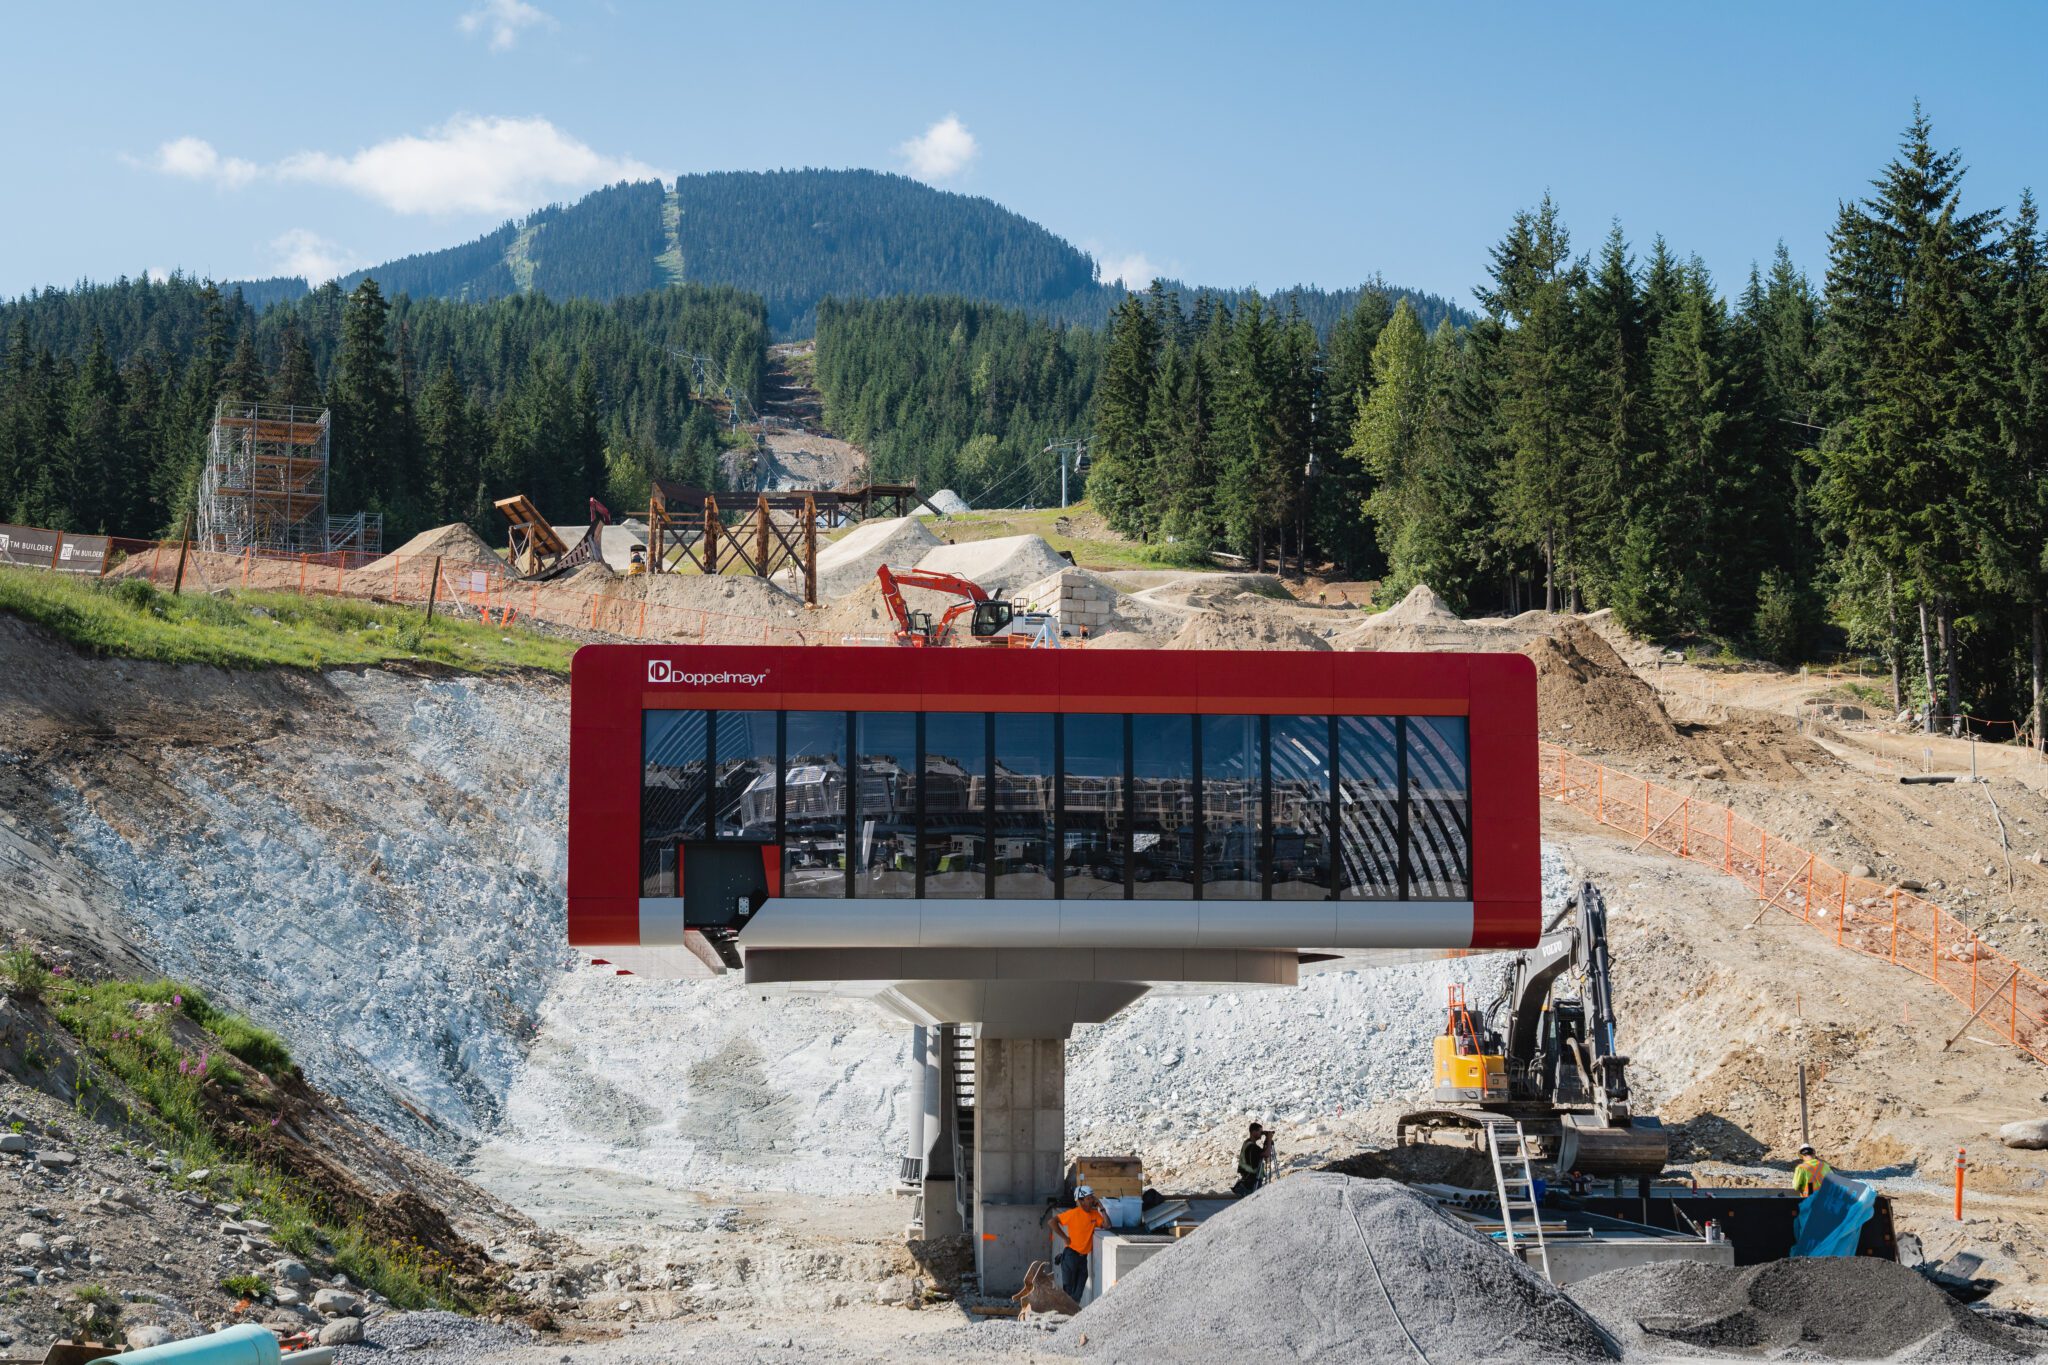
1059,1175 -> 1618,1363
1567,1256 -> 2047,1361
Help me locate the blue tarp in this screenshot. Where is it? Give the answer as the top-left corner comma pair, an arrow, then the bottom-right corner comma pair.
1792,1171 -> 1878,1258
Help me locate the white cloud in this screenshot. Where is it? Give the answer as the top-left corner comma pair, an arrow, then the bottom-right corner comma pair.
132,115 -> 665,218
145,136 -> 260,189
459,0 -> 555,51
275,115 -> 664,215
897,114 -> 978,182
269,229 -> 356,283
1096,250 -> 1164,290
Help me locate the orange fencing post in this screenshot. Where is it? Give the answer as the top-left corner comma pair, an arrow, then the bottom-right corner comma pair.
1836,877 -> 1847,945
1680,798 -> 1690,857
1890,888 -> 1900,963
1954,1148 -> 1965,1219
1971,941 -> 1980,1010
1596,768 -> 1604,823
1723,810 -> 1732,872
1641,782 -> 1650,837
1930,903 -> 1940,980
299,555 -> 308,593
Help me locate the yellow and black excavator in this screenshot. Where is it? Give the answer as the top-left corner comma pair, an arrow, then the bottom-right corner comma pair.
1403,881 -> 1668,1178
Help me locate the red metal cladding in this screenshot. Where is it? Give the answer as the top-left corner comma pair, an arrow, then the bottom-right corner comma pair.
566,643 -> 1542,950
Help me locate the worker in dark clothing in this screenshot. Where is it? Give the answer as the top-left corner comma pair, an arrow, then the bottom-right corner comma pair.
1052,1186 -> 1109,1301
1233,1122 -> 1275,1196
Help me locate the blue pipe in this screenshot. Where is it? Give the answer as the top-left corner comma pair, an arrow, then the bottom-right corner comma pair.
89,1323 -> 281,1365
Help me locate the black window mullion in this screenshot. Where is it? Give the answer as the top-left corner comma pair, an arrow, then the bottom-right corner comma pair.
775,711 -> 787,853
705,709 -> 718,841
1327,715 -> 1340,902
914,713 -> 927,900
1052,712 -> 1065,900
984,713 -> 997,901
1260,713 -> 1273,901
1396,716 -> 1412,901
845,710 -> 857,898
1191,717 -> 1205,901
1122,714 -> 1136,900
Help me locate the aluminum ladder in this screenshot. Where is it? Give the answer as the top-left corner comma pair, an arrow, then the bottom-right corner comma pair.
1485,1119 -> 1551,1283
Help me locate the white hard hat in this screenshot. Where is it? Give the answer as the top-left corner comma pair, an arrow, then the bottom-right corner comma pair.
1073,1184 -> 1093,1200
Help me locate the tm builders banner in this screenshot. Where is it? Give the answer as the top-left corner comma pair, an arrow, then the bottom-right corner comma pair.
53,533 -> 109,575
0,524 -> 60,570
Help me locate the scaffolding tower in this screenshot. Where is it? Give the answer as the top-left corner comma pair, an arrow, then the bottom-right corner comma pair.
196,401 -> 381,557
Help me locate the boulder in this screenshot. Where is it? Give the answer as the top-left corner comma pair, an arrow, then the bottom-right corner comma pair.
312,1288 -> 361,1318
0,1134 -> 26,1154
1998,1119 -> 2048,1150
273,1259 -> 312,1285
34,1151 -> 77,1169
14,1233 -> 46,1257
126,1326 -> 176,1350
272,1285 -> 303,1307
318,1316 -> 364,1345
875,1275 -> 917,1306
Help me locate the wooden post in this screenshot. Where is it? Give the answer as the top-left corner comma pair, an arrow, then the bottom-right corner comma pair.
803,495 -> 818,606
424,554 -> 443,623
1797,1064 -> 1810,1146
171,512 -> 194,595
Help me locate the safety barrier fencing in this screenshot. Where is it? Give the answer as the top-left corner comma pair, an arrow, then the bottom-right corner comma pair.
1540,742 -> 2048,1068
90,538 -> 846,648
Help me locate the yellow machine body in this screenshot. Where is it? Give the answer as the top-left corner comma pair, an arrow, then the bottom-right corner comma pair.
1432,1033 -> 1508,1103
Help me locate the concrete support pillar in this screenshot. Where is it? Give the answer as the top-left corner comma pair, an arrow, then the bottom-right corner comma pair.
972,1035 -> 1065,1295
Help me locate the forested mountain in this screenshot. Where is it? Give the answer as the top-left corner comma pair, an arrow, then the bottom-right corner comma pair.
0,274 -> 766,541
225,169 -> 1466,338
813,296 -> 1103,502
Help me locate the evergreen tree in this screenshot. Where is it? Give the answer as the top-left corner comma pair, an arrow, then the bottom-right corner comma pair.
270,320 -> 321,408
326,279 -> 409,522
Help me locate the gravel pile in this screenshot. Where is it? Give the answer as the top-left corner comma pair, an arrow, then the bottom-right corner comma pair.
916,534 -> 1071,598
336,1310 -> 538,1362
804,515 -> 943,598
1567,1257 -> 2041,1361
1060,1174 -> 1617,1363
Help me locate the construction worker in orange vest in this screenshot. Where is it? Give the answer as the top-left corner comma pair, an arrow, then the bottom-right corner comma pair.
1793,1143 -> 1831,1197
1052,1186 -> 1110,1301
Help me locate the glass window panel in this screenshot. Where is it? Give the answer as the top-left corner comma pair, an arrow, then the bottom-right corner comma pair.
714,711 -> 778,840
1131,715 -> 1195,899
642,710 -> 707,896
922,713 -> 987,898
1201,715 -> 1263,899
1270,716 -> 1333,900
1062,713 -> 1126,900
855,713 -> 918,897
993,714 -> 1056,899
1407,716 -> 1470,899
1338,716 -> 1401,900
782,711 -> 847,898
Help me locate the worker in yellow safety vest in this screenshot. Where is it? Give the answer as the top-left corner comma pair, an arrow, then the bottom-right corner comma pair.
1793,1143 -> 1831,1197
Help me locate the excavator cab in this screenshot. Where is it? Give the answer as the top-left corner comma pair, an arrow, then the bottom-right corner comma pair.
903,609 -> 937,645
1432,984 -> 1508,1103
969,601 -> 1014,638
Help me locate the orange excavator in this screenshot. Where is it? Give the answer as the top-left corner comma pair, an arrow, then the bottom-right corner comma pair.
875,564 -> 1058,647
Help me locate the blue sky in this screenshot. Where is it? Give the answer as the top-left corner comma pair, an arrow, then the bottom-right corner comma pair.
3,1 -> 2044,307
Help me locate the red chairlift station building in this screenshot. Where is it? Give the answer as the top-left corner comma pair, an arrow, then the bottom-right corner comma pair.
566,642 -> 1540,1289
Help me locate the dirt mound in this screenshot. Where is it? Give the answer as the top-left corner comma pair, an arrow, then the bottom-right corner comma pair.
1568,1256 -> 2038,1361
1371,582 -> 1461,626
356,523 -> 504,578
805,516 -> 942,599
1166,613 -> 1331,652
1061,1175 -> 1615,1363
917,488 -> 973,515
1523,619 -> 1684,755
916,534 -> 1071,598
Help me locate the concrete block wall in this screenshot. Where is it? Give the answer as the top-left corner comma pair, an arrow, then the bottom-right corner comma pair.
1018,568 -> 1118,637
973,1035 -> 1066,1294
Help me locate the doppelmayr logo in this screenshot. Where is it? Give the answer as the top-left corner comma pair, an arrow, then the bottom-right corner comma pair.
647,660 -> 769,687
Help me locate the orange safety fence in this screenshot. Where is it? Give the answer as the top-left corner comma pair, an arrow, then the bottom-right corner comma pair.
95,538 -> 841,647
1541,741 -> 2048,1068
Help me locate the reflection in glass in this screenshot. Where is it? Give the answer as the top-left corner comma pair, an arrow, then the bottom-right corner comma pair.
715,711 -> 778,839
856,713 -> 918,897
1132,715 -> 1194,898
922,713 -> 987,897
1063,713 -> 1125,899
1407,716 -> 1470,898
994,714 -> 1056,898
1201,714 -> 1262,897
1338,716 -> 1401,899
783,711 -> 847,897
1271,716 -> 1332,899
642,710 -> 707,896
